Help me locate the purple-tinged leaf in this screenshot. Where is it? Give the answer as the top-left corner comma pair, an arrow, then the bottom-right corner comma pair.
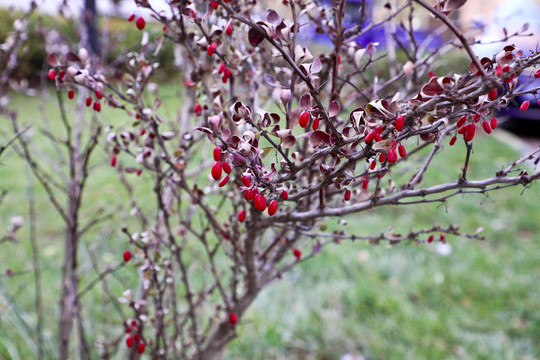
328,100 -> 340,117
47,53 -> 60,67
310,57 -> 322,74
309,130 -> 331,147
248,27 -> 265,47
299,94 -> 311,109
265,9 -> 281,26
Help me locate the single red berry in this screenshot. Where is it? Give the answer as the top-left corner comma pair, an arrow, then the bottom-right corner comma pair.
226,22 -> 233,35
344,189 -> 351,201
222,161 -> 231,174
93,101 -> 101,112
362,178 -> 369,189
427,235 -> 434,243
502,64 -> 511,72
137,169 -> 142,176
210,1 -> 219,9
464,123 -> 476,141
213,147 -> 221,161
428,71 -> 434,78
137,342 -> 145,354
111,155 -> 117,167
374,133 -> 382,142
123,250 -> 131,262
281,190 -> 288,200
488,88 -> 497,101
6,269 -> 13,276
473,114 -> 481,123
241,175 -> 251,187
299,111 -> 309,128
535,69 -> 540,78
456,115 -> 467,128
379,153 -> 386,162
482,120 -> 492,134
229,313 -> 238,325
254,194 -> 267,211
490,117 -> 497,129
58,70 -> 65,79
312,117 -> 320,130
211,161 -> 222,180
370,160 -> 376,170
365,131 -> 375,143
219,176 -> 229,187
207,46 -> 214,56
48,68 -> 56,80
268,200 -> 278,216
238,210 -> 246,222
211,41 -> 218,51
247,189 -> 256,201
126,336 -> 134,348
95,89 -> 102,99
395,115 -> 405,131
520,100 -> 530,111
398,144 -> 406,158
440,233 -> 446,242
495,65 -> 502,76
457,126 -> 466,135
136,17 -> 145,30
194,103 -> 202,115
68,89 -> 75,99
293,248 -> 302,260
223,67 -> 231,78
128,13 -> 135,22
222,75 -> 228,83
449,136 -> 457,146
387,148 -> 397,163
218,62 -> 226,74
125,328 -> 132,334
375,125 -> 383,134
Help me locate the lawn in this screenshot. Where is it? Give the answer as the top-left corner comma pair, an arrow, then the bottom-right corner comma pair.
0,88 -> 539,360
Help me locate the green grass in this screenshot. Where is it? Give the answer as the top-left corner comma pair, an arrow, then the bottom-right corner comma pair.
0,88 -> 539,360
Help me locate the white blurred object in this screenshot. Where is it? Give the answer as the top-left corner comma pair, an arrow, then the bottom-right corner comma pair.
435,242 -> 452,256
340,354 -> 366,360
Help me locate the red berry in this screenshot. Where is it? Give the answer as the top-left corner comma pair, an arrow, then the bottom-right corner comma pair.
229,313 -> 238,325
111,155 -> 117,167
375,125 -> 383,134
427,235 -> 434,243
58,70 -> 65,79
213,147 -> 221,161
136,17 -> 145,30
488,88 -> 497,101
374,133 -> 382,142
95,89 -> 102,99
395,115 -> 404,131
502,64 -> 511,72
222,161 -> 231,174
473,114 -> 481,123
194,103 -> 202,115
207,46 -> 214,56
281,190 -> 288,200
456,115 -> 467,128
126,336 -> 134,348
241,175 -> 251,187
128,13 -> 135,22
268,200 -> 278,216
223,67 -> 231,78
379,153 -> 386,162
387,148 -> 397,163
48,68 -> 56,80
440,233 -> 446,242
68,89 -> 75,99
365,131 -> 375,143
490,117 -> 497,129
299,111 -> 309,128
520,100 -> 530,111
369,159 -> 376,170
226,22 -> 233,35
428,71 -> 434,78
362,178 -> 369,189
482,120 -> 492,134
464,123 -> 476,142
222,75 -> 228,83
137,342 -> 145,354
293,248 -> 302,260
457,126 -> 466,135
254,194 -> 267,211
495,65 -> 502,76
344,189 -> 351,201
211,162 -> 222,180
123,250 -> 131,262
449,136 -> 457,146
210,1 -> 219,9
218,62 -> 225,74
398,144 -> 406,158
535,69 -> 540,78
93,101 -> 101,112
312,117 -> 319,130
238,210 -> 246,222
246,189 -> 256,201
219,175 -> 229,187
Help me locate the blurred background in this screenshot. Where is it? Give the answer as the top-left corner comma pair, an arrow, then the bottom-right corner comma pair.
0,1 -> 539,359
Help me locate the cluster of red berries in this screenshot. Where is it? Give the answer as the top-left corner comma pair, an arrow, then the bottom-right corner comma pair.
84,89 -> 104,112
128,14 -> 145,31
125,320 -> 145,353
218,62 -> 232,83
427,234 -> 446,243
